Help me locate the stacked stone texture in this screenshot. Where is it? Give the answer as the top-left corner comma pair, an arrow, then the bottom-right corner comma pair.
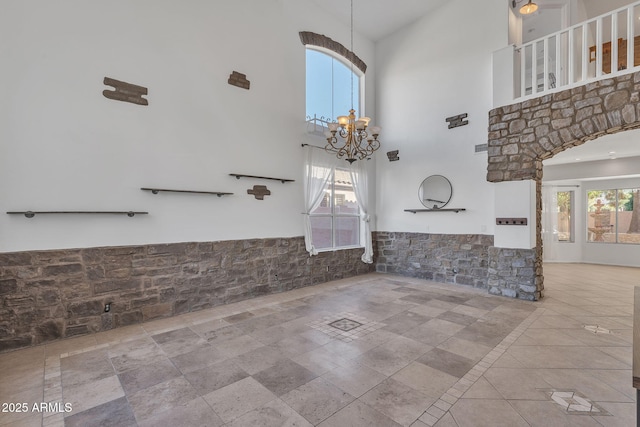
0,237 -> 373,352
487,72 -> 640,183
485,72 -> 640,302
374,232 -> 493,289
299,31 -> 367,74
487,247 -> 539,301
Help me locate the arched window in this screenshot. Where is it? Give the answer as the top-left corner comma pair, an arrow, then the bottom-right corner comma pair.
305,47 -> 363,125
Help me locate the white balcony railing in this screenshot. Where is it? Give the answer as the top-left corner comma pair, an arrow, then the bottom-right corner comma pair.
514,1 -> 640,100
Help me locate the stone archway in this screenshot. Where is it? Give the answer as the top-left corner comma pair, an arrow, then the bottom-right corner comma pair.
299,31 -> 367,73
487,71 -> 640,300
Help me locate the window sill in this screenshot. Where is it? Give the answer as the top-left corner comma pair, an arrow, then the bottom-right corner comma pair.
316,245 -> 364,253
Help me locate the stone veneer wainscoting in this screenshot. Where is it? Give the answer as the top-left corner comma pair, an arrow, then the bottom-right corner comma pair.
0,237 -> 373,352
373,232 -> 493,289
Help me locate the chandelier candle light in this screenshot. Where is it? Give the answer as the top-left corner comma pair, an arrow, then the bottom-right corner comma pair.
324,0 -> 381,163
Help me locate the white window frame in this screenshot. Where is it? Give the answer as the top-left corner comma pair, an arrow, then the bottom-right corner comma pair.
310,167 -> 362,251
305,46 -> 366,125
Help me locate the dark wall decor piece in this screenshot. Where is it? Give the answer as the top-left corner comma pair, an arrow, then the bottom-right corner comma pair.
228,71 -> 250,90
475,143 -> 488,153
386,150 -> 400,161
445,113 -> 468,129
102,77 -> 148,106
496,218 -> 528,225
247,185 -> 271,200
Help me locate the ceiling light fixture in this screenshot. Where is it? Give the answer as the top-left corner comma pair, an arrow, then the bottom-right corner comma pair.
512,0 -> 538,15
325,0 -> 381,163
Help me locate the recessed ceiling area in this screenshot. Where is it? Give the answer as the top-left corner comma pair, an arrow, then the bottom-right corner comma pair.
543,127 -> 640,165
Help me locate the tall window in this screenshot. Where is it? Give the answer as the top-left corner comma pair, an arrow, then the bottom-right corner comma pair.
587,188 -> 640,244
556,191 -> 574,242
306,48 -> 362,124
309,168 -> 361,250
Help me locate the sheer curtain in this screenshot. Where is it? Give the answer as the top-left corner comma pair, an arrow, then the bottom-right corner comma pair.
303,146 -> 337,255
541,186 -> 559,261
349,159 -> 373,263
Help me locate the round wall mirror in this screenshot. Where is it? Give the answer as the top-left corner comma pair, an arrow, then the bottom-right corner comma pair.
419,175 -> 452,209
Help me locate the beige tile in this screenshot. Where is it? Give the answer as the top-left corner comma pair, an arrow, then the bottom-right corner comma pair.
595,402 -> 636,427
483,368 -> 551,400
512,328 -> 585,346
62,374 -> 124,414
128,377 -> 199,422
203,377 -> 277,423
433,412 -> 459,427
318,399 -> 402,427
360,378 -> 435,426
508,345 -> 630,369
449,399 -> 528,427
437,337 -> 492,362
281,377 -> 354,425
508,399 -> 601,427
491,351 -> 526,368
1,411 -> 42,427
226,398 -> 313,427
392,361 -> 458,399
536,368 -> 634,403
93,324 -> 146,345
137,397 -> 223,427
45,336 -> 98,357
588,369 -> 636,400
323,360 -> 387,397
462,376 -> 502,399
292,348 -> 340,376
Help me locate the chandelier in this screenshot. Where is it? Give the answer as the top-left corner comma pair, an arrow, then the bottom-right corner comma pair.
324,0 -> 381,164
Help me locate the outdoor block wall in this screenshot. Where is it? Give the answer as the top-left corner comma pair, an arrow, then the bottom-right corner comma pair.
0,237 -> 373,352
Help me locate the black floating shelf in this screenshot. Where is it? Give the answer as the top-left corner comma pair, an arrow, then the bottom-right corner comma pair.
229,173 -> 294,184
7,211 -> 148,218
404,208 -> 466,213
141,188 -> 233,197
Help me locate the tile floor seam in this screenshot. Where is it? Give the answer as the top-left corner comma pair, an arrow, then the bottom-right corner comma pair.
416,306 -> 546,426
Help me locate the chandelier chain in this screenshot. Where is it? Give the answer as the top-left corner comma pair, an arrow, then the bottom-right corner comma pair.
323,0 -> 381,163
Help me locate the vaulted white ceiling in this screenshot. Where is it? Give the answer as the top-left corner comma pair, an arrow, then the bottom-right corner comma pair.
310,0 -> 640,165
308,0 -> 449,41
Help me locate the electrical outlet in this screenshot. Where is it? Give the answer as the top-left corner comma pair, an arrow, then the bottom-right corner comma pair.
104,303 -> 111,313
326,266 -> 329,272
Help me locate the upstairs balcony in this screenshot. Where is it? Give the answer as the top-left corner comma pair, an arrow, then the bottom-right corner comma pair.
494,1 -> 640,107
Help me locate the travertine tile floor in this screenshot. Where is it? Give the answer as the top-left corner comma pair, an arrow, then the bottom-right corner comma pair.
0,263 -> 637,426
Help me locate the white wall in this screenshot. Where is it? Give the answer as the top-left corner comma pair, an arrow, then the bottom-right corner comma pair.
0,0 -> 376,252
373,0 -> 508,236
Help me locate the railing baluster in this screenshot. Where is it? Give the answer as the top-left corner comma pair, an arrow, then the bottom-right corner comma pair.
512,0 -> 640,101
582,23 -> 588,82
543,38 -> 549,91
596,17 -> 603,78
612,12 -> 618,73
521,46 -> 526,97
556,32 -> 562,87
568,29 -> 574,86
532,44 -> 538,95
628,6 -> 634,70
